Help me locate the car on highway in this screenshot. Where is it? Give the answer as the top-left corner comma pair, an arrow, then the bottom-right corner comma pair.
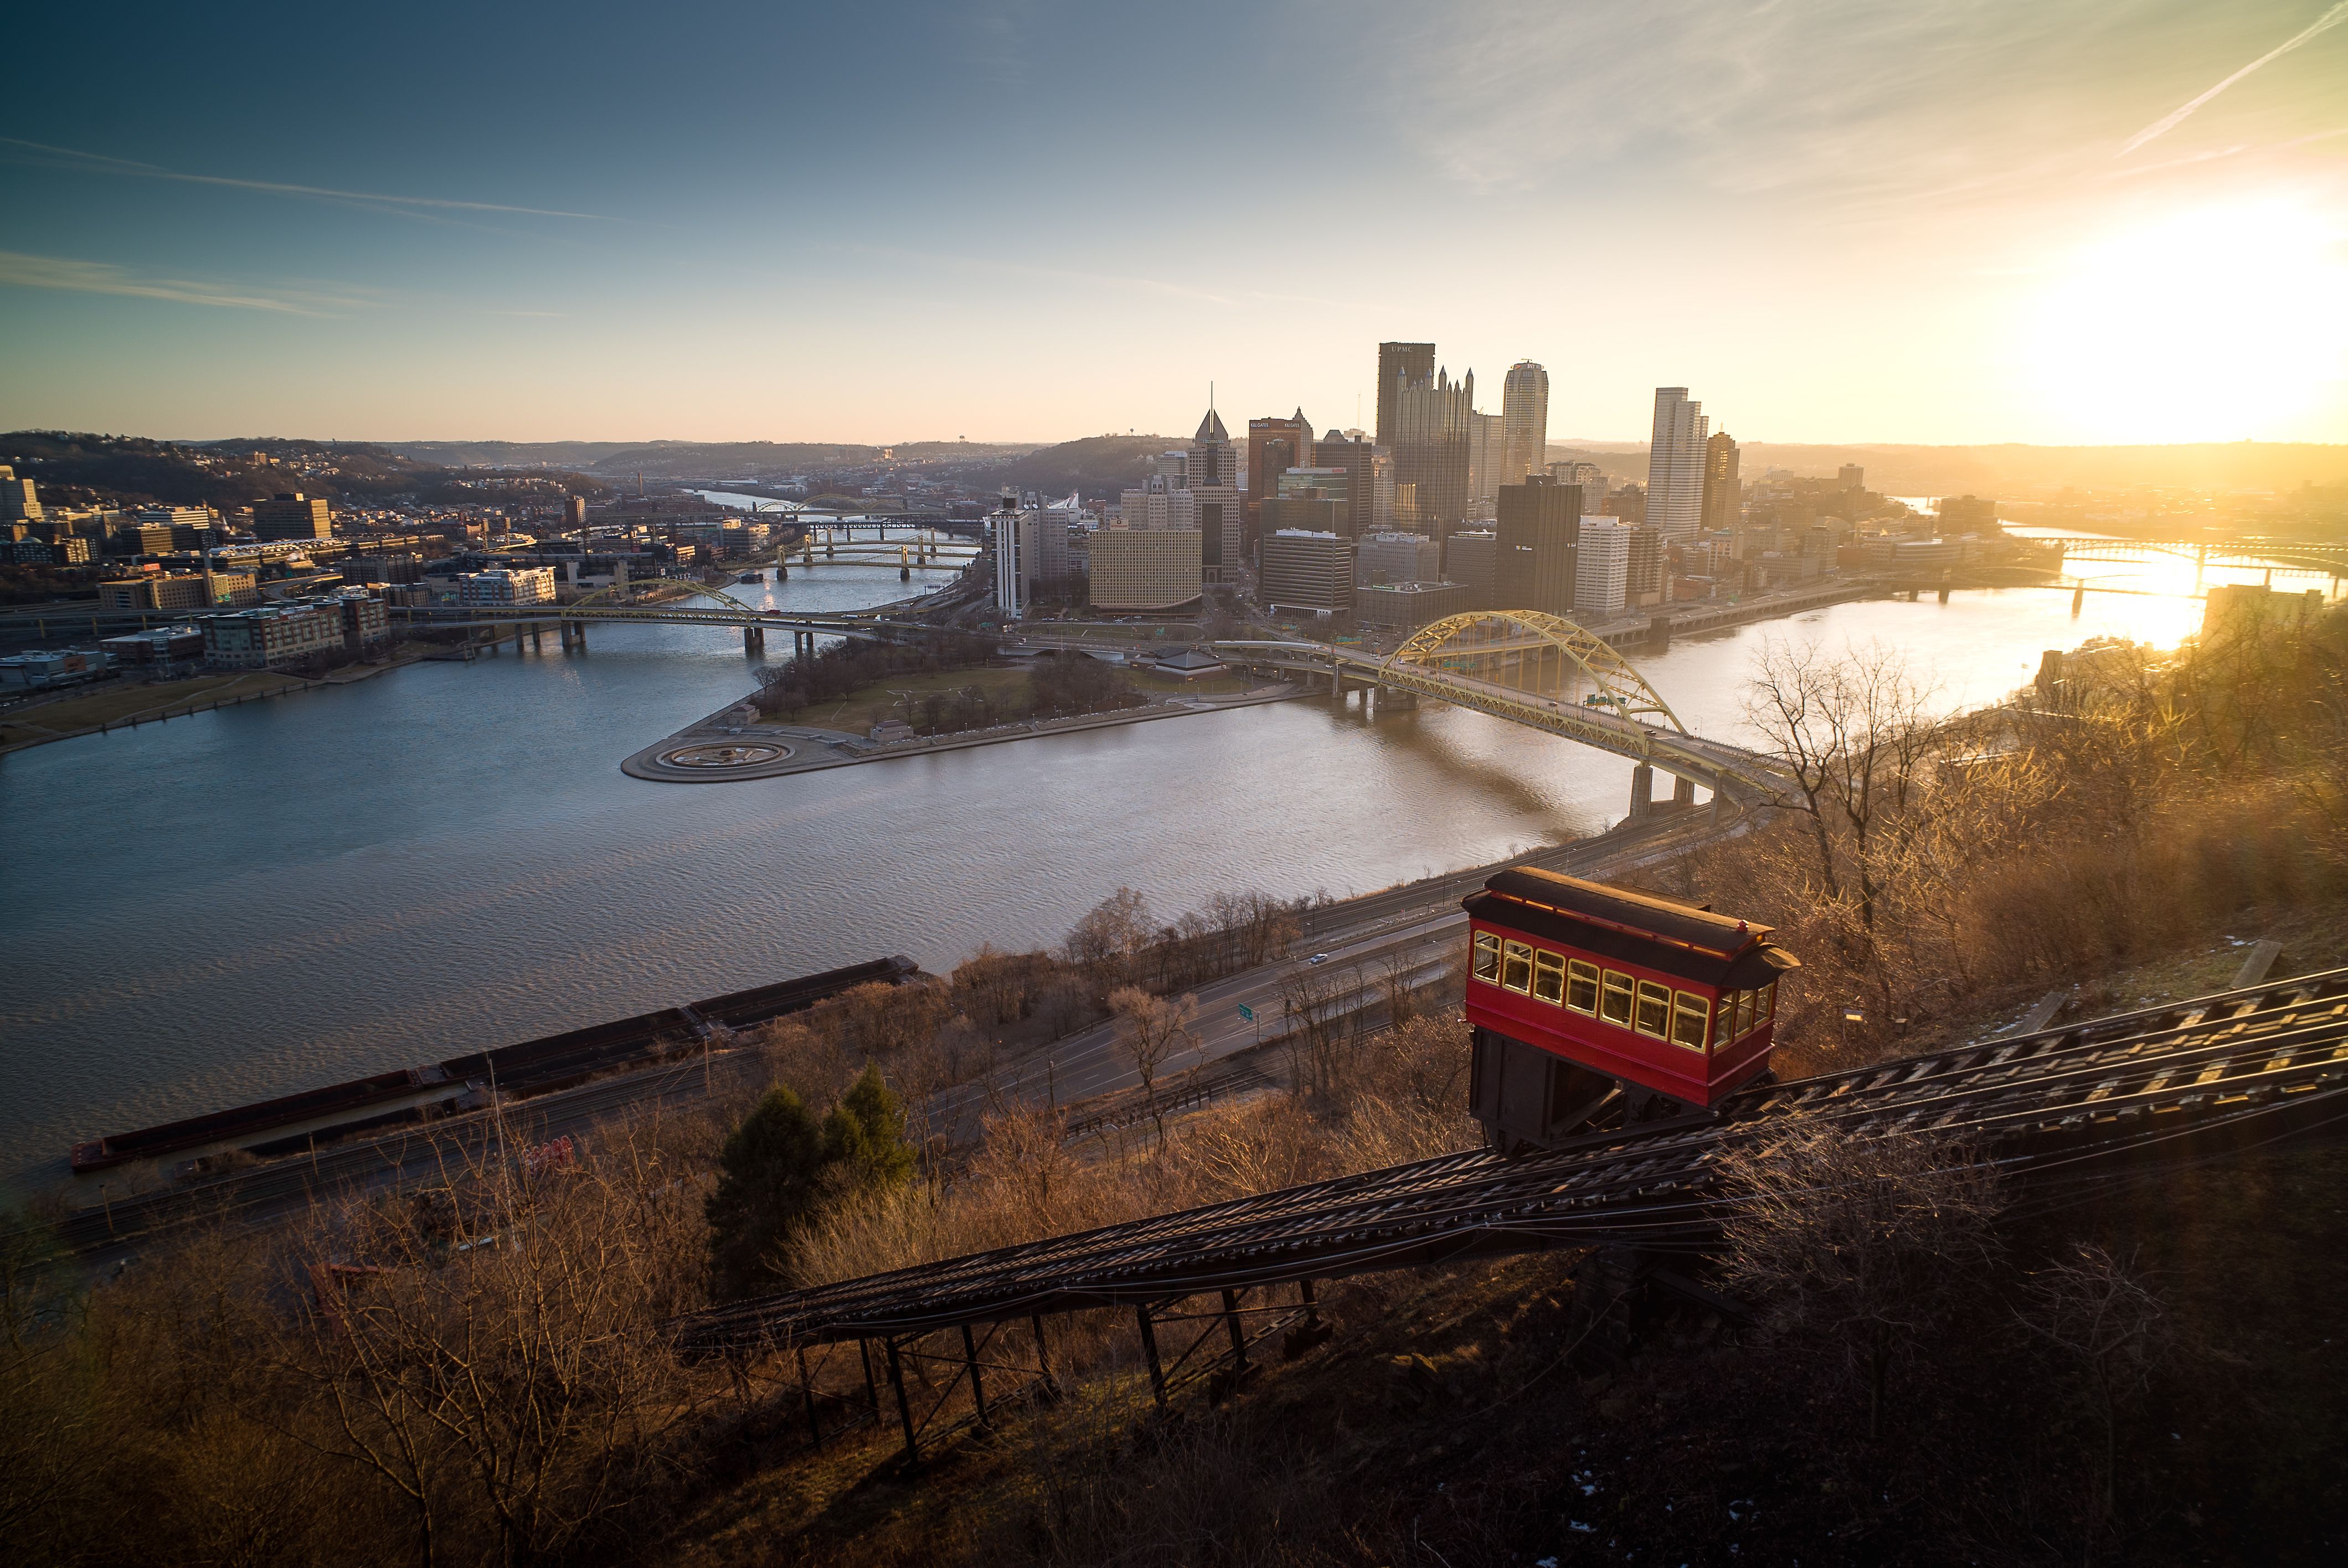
1305,952 -> 1331,965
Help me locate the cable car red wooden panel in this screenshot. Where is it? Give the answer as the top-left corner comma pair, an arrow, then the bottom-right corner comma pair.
1461,868 -> 1799,1150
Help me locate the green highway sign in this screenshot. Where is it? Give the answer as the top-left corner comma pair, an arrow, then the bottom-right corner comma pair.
1236,1003 -> 1254,1022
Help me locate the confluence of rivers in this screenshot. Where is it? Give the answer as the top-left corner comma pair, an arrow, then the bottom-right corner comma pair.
0,551 -> 2284,1189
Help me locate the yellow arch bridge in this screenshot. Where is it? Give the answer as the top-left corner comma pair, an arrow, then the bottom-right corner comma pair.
1213,611 -> 1792,807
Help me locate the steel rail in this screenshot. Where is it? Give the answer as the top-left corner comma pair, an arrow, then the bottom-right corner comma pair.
671,970 -> 2348,1354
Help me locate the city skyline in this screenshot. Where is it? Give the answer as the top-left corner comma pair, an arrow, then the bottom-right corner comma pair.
3,2 -> 2345,445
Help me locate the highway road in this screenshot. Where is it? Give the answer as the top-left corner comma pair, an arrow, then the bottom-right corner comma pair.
17,804 -> 1742,1276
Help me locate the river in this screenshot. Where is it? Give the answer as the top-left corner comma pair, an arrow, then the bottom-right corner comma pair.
0,553 -> 2328,1189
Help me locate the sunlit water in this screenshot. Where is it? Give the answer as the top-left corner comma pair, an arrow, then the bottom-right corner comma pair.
0,554 -> 2333,1188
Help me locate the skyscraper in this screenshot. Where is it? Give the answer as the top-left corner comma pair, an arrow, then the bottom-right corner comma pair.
1376,342 -> 1434,449
1645,388 -> 1708,540
1496,476 -> 1581,621
1245,409 -> 1312,542
1391,364 -> 1473,537
1187,406 -> 1237,489
1701,431 -> 1741,533
1466,411 -> 1505,506
1501,361 -> 1549,487
1311,430 -> 1377,538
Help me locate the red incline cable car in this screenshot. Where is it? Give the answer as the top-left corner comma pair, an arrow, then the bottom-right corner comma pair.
1461,868 -> 1801,1152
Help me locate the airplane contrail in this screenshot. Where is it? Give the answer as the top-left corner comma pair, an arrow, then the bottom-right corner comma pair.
0,136 -> 614,220
2119,2 -> 2348,155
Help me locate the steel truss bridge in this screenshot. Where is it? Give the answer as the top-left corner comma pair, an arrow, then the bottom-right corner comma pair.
389,578 -> 946,650
2047,537 -> 2348,577
671,966 -> 2348,1464
1214,610 -> 1791,804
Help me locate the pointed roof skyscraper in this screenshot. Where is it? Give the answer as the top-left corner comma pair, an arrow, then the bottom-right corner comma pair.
1194,406 -> 1229,443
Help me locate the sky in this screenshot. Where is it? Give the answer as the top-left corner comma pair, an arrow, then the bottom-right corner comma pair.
3,1 -> 2346,448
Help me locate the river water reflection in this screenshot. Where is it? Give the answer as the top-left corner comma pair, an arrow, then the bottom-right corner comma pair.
0,558 -> 2318,1184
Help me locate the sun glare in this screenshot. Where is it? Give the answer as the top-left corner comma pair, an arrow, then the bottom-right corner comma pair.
2025,200 -> 2348,443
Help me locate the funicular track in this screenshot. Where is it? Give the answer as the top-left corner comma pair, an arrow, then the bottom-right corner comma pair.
672,968 -> 2348,1459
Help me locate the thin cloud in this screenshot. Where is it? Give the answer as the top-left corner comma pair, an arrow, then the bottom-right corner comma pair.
0,251 -> 375,314
0,136 -> 615,221
2118,2 -> 2348,154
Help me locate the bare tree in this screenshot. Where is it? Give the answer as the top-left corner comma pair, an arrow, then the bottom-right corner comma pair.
1743,637 -> 1940,940
1280,962 -> 1363,1102
1716,1113 -> 2003,1440
274,1131 -> 713,1566
1108,986 -> 1195,1147
2016,1243 -> 2171,1524
1065,888 -> 1154,988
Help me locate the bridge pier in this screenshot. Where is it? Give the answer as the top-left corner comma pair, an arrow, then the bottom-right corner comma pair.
2072,585 -> 2085,615
1628,762 -> 1655,819
1671,774 -> 1695,812
530,623 -> 543,652
743,626 -> 765,654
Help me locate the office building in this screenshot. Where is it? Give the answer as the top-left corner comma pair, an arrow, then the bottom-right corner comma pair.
1502,361 -> 1549,488
1839,463 -> 1866,491
1444,528 -> 1499,608
1356,580 -> 1471,630
1604,484 -> 1646,527
110,522 -> 177,557
1260,529 -> 1355,615
1120,474 -> 1199,533
1390,363 -> 1474,535
1177,405 -> 1238,573
1245,409 -> 1313,540
1466,411 -> 1504,505
1700,431 -> 1741,533
1088,526 -> 1202,612
1258,496 -> 1348,538
1645,388 -> 1708,540
1550,460 -> 1605,493
1938,494 -> 1998,533
203,601 -> 343,668
1357,530 -> 1441,587
1023,491 -> 1075,592
1376,341 -> 1435,448
99,571 -> 258,611
1575,519 -> 1631,617
1496,476 -> 1582,620
0,465 -> 43,523
1277,467 -> 1350,504
1626,525 -> 1665,606
1311,430 -> 1381,538
1186,406 -> 1239,489
460,566 -> 558,605
250,492 -> 333,541
565,494 -> 589,529
990,491 -> 1024,616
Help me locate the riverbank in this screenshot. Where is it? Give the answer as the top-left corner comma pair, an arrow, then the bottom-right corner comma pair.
620,677 -> 1304,782
0,653 -> 422,756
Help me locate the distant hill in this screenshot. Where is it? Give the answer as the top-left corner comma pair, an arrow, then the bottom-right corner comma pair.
1547,440 -> 2348,497
375,440 -> 882,478
990,435 -> 1176,501
0,432 -> 612,508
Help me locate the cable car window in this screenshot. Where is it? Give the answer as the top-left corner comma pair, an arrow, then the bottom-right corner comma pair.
1472,932 -> 1501,983
1532,950 -> 1566,1004
1729,989 -> 1751,1038
1762,981 -> 1778,1021
1672,991 -> 1709,1051
1566,960 -> 1600,1014
1635,980 -> 1672,1039
1501,941 -> 1533,993
1597,967 -> 1634,1028
1599,970 -> 1635,1026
